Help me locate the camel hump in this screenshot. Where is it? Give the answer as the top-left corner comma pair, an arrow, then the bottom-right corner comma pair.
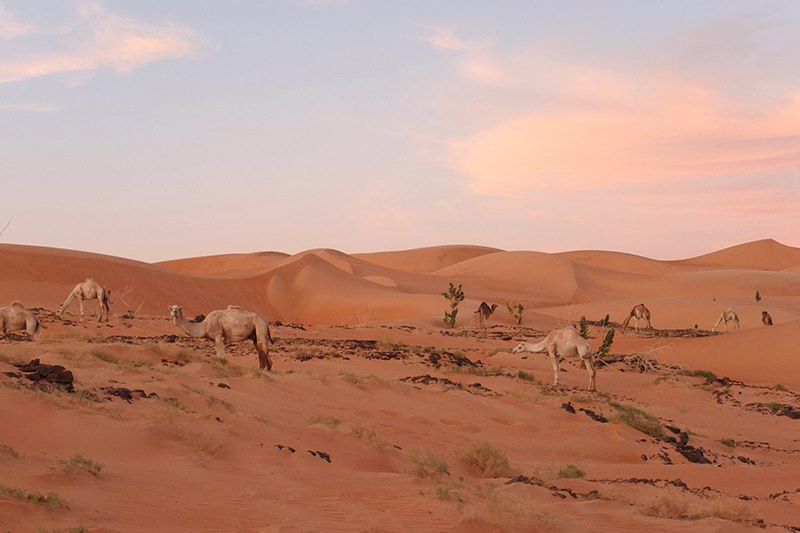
227,305 -> 242,310
9,300 -> 25,308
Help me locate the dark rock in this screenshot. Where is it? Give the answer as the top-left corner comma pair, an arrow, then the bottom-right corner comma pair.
579,408 -> 608,423
561,402 -> 576,414
217,383 -> 231,389
675,444 -> 712,464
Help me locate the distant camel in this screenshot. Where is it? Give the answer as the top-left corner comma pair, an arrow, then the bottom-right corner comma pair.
511,326 -> 596,391
0,301 -> 40,339
474,302 -> 498,329
169,305 -> 274,370
762,311 -> 773,326
57,278 -> 111,322
712,309 -> 740,334
622,303 -> 651,330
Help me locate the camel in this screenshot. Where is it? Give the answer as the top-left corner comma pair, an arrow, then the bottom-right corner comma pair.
511,326 -> 596,391
622,303 -> 651,330
762,311 -> 773,326
0,301 -> 40,339
57,278 -> 111,322
169,305 -> 274,370
712,309 -> 740,334
474,302 -> 498,329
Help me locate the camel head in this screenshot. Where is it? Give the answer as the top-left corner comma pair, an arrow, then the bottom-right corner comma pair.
490,304 -> 498,312
511,341 -> 527,354
168,305 -> 183,321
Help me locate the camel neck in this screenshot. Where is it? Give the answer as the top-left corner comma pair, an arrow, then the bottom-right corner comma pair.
174,316 -> 203,337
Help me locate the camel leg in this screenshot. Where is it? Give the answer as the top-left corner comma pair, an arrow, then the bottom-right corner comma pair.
255,340 -> 272,371
583,356 -> 596,391
548,347 -> 560,386
79,300 -> 86,321
214,336 -> 227,361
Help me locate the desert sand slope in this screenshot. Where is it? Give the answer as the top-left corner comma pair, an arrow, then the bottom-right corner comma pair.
659,321 -> 800,388
155,251 -> 290,278
0,244 -> 276,318
354,245 -> 501,273
557,250 -> 684,277
678,239 -> 800,271
435,251 -> 580,306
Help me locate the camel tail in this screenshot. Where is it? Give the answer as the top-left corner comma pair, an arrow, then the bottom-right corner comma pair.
28,316 -> 40,339
256,317 -> 274,346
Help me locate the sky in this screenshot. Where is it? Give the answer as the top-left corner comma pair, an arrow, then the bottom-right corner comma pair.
0,0 -> 798,262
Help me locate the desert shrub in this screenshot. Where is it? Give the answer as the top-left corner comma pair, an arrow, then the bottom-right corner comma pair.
557,464 -> 585,478
719,438 -> 736,448
442,282 -> 465,328
775,384 -> 787,391
0,443 -> 19,458
90,349 -> 118,364
640,495 -> 703,519
709,499 -> 752,522
596,329 -> 615,358
411,452 -> 450,479
579,316 -> 589,339
458,442 -> 512,478
609,401 -> 664,439
307,415 -> 342,430
680,369 -> 717,381
755,290 -> 761,302
61,454 -> 103,477
601,314 -> 610,327
0,485 -> 66,508
346,425 -> 386,449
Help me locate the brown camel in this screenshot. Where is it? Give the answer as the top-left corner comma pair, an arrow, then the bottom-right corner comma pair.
474,302 -> 498,329
712,309 -> 740,334
622,303 -> 651,330
511,326 -> 596,391
169,305 -> 274,370
57,278 -> 111,322
762,311 -> 773,326
0,301 -> 40,339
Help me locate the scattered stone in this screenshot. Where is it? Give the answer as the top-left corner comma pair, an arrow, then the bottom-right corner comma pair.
307,450 -> 331,462
561,402 -> 576,414
217,383 -> 231,389
737,455 -> 756,465
674,444 -> 712,464
101,387 -> 158,403
12,359 -> 74,392
275,444 -> 296,453
215,416 -> 222,423
579,407 -> 608,423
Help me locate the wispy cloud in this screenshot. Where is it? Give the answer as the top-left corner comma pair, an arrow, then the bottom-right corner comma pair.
0,3 -> 32,39
0,1 -> 207,85
0,102 -> 56,112
418,25 -> 485,52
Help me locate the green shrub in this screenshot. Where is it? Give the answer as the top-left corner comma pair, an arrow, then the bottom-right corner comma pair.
609,402 -> 664,439
442,282 -> 465,328
557,464 -> 586,478
61,454 -> 103,477
719,438 -> 736,448
458,442 -> 512,477
411,452 -> 450,479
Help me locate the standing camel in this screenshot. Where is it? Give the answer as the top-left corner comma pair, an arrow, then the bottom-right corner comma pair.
511,326 -> 596,391
57,279 -> 111,322
0,301 -> 40,339
622,303 -> 651,330
169,305 -> 274,370
474,302 -> 498,329
712,309 -> 740,334
762,311 -> 773,326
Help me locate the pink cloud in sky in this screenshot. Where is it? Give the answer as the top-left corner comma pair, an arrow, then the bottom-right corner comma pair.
443,53 -> 800,196
0,3 -> 32,39
419,25 -> 485,53
0,1 -> 206,85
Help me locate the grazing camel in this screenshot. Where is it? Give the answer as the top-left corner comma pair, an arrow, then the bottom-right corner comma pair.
474,302 -> 498,329
0,301 -> 40,339
169,305 -> 274,370
712,309 -> 740,334
511,326 -> 596,391
762,311 -> 773,326
621,303 -> 651,330
57,278 -> 111,322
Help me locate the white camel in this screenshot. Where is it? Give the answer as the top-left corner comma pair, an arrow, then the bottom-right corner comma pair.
57,278 -> 111,322
169,305 -> 274,370
511,326 -> 596,391
712,309 -> 740,334
622,303 -> 651,330
0,301 -> 40,339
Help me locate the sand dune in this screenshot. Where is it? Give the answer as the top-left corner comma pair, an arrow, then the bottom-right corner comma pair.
2,239 -> 800,530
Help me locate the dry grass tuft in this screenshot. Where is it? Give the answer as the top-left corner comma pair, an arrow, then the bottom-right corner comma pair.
411,451 -> 450,479
61,454 -> 103,477
458,442 -> 513,478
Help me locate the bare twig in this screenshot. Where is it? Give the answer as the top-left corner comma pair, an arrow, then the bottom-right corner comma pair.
0,217 -> 12,239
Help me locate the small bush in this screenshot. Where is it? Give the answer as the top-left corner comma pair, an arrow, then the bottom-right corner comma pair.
307,415 -> 342,431
90,349 -> 118,364
609,402 -> 664,439
680,369 -> 717,381
458,442 -> 512,478
442,282 -> 465,328
557,464 -> 585,478
61,454 -> 103,477
411,452 -> 450,479
0,443 -> 19,458
755,290 -> 761,303
775,384 -> 787,392
0,485 -> 67,508
640,495 -> 703,519
719,438 -> 736,448
579,316 -> 589,339
709,499 -> 752,522
346,425 -> 385,449
506,301 -> 524,325
596,329 -> 615,358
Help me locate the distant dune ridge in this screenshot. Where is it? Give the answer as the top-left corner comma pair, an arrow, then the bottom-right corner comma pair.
1,239 -> 798,329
